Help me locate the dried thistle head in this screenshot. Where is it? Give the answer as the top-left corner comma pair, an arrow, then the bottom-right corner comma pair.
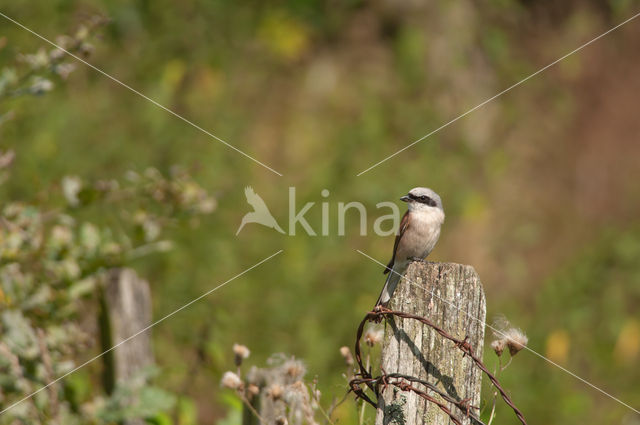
491,339 -> 506,357
220,371 -> 243,390
247,384 -> 260,398
364,327 -> 384,347
339,346 -> 354,366
504,328 -> 528,356
283,358 -> 306,381
233,343 -> 251,366
267,383 -> 284,400
492,315 -> 528,357
285,380 -> 308,402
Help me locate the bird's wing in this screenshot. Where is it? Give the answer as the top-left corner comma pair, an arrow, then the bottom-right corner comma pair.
244,186 -> 267,210
384,210 -> 410,274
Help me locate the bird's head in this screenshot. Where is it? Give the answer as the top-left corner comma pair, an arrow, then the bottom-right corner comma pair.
400,187 -> 444,212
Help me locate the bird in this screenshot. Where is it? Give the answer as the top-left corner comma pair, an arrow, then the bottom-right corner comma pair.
375,187 -> 445,307
236,186 -> 286,235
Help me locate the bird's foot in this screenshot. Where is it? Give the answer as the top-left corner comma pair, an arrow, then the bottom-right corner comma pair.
409,256 -> 426,263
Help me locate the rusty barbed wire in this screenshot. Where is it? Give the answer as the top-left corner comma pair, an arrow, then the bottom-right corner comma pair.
350,373 -> 485,425
349,307 -> 527,425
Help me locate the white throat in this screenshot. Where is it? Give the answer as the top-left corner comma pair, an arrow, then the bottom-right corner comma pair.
408,203 -> 445,225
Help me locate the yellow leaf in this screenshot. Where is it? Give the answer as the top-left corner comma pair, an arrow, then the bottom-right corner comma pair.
258,12 -> 309,61
614,319 -> 640,364
545,329 -> 570,364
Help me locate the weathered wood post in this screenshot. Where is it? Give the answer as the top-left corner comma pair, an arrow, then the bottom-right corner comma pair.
100,268 -> 155,425
376,261 -> 486,425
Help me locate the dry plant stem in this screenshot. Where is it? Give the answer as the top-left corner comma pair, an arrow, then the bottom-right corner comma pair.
239,392 -> 266,425
316,399 -> 337,425
486,359 -> 500,425
487,394 -> 497,425
501,357 -> 513,371
327,391 -> 350,423
358,354 -> 370,425
312,389 -> 337,425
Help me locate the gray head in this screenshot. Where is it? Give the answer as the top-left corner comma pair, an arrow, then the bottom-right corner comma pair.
400,187 -> 444,211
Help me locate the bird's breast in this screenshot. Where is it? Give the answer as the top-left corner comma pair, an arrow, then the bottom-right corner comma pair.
396,209 -> 444,262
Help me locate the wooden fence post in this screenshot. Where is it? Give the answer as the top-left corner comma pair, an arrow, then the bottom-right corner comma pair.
100,268 -> 155,425
375,261 -> 486,425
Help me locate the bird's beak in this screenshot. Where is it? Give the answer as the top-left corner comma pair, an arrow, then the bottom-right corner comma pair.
400,195 -> 410,202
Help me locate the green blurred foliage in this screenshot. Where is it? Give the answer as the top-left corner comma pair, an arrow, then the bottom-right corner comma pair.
0,155 -> 213,423
1,0 -> 640,424
0,50 -> 215,421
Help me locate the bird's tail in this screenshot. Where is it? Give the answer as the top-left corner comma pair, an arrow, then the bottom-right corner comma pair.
375,268 -> 402,307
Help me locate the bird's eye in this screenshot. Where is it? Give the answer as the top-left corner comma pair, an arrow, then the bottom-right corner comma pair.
420,195 -> 436,207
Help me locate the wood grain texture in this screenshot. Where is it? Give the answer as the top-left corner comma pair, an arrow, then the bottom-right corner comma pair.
376,261 -> 486,425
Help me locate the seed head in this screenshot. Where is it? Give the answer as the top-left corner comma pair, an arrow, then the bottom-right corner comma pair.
220,371 -> 243,390
283,381 -> 310,406
248,384 -> 260,397
233,343 -> 251,366
492,315 -> 528,357
364,328 -> 384,347
340,346 -> 354,365
283,358 -> 306,381
267,384 -> 284,400
491,339 -> 506,357
504,328 -> 528,356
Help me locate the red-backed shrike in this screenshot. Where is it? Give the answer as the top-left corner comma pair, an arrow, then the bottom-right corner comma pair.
376,187 -> 445,306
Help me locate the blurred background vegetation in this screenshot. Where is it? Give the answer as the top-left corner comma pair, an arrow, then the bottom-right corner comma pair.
1,0 -> 640,424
